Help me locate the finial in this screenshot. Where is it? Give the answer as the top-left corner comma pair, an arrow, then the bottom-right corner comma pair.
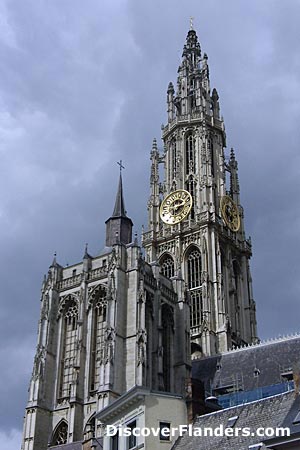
117,160 -> 125,174
190,16 -> 194,30
50,251 -> 57,268
84,243 -> 89,258
152,138 -> 157,149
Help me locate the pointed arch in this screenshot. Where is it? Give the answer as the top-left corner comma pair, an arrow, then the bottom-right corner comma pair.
185,245 -> 202,289
185,131 -> 195,175
185,245 -> 203,330
83,412 -> 96,439
159,253 -> 175,279
186,174 -> 196,220
51,419 -> 68,446
170,138 -> 177,180
58,293 -> 80,318
89,285 -> 107,392
59,296 -> 79,398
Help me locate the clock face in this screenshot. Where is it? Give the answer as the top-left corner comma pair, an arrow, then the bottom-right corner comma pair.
220,195 -> 240,232
160,189 -> 192,225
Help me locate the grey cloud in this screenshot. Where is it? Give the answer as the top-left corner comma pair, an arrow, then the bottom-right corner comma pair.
1,0 -> 300,437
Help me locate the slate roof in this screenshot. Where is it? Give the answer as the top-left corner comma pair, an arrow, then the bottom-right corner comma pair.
192,335 -> 300,394
50,444 -> 82,450
172,391 -> 300,450
49,438 -> 103,449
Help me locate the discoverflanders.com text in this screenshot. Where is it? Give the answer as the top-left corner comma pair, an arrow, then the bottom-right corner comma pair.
106,424 -> 290,439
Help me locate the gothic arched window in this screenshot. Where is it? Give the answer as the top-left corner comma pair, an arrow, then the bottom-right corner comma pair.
84,414 -> 96,440
185,133 -> 195,175
52,420 -> 68,446
60,298 -> 78,398
186,175 -> 196,220
186,247 -> 203,329
160,254 -> 175,279
187,247 -> 201,289
171,139 -> 177,179
90,286 -> 107,392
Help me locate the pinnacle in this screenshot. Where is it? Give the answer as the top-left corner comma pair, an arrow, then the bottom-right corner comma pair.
112,172 -> 127,218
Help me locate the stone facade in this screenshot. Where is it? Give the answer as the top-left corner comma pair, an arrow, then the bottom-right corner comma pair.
143,28 -> 258,355
22,26 -> 259,450
21,176 -> 190,450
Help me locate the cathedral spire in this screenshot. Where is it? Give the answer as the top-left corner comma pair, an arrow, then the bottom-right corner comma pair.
112,171 -> 127,218
105,165 -> 133,247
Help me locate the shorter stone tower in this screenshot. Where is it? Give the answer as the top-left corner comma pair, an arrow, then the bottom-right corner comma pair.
21,173 -> 190,450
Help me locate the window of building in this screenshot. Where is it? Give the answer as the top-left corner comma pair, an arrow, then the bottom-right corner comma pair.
159,422 -> 171,441
52,420 -> 68,446
59,299 -> 78,398
185,133 -> 195,175
127,420 -> 137,449
90,287 -> 107,391
186,247 -> 202,329
171,139 -> 177,179
160,254 -> 175,279
226,416 -> 238,428
293,410 -> 300,424
187,247 -> 201,289
190,290 -> 202,328
111,430 -> 119,450
186,175 -> 196,220
72,269 -> 77,277
253,368 -> 260,378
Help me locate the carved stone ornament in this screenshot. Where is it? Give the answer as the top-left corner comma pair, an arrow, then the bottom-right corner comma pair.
32,345 -> 46,379
88,284 -> 107,310
57,293 -> 80,319
137,329 -> 147,366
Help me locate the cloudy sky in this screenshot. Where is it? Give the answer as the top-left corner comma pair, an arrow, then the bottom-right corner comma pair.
1,0 -> 300,447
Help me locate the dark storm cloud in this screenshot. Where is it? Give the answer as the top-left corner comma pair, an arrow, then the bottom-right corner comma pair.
1,0 -> 300,445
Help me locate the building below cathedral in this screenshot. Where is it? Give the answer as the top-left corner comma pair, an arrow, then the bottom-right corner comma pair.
21,25 -> 299,450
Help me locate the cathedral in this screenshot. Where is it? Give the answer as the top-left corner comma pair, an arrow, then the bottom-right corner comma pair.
21,26 -> 260,450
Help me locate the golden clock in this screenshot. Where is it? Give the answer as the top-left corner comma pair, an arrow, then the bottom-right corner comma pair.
220,195 -> 240,232
160,189 -> 192,225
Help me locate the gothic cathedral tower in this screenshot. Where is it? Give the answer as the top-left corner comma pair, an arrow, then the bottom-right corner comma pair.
142,27 -> 258,356
21,25 -> 259,450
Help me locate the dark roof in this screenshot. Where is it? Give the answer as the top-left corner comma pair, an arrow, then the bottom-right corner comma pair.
49,444 -> 82,450
172,391 -> 300,450
50,438 -> 103,449
192,335 -> 300,394
112,173 -> 127,218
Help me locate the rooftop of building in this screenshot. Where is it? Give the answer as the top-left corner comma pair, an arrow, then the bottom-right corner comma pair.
172,390 -> 300,450
192,333 -> 300,397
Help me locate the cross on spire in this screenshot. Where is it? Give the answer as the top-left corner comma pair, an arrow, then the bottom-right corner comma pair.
117,160 -> 125,173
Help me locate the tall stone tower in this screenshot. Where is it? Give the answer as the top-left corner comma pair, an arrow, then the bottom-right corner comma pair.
142,27 -> 258,356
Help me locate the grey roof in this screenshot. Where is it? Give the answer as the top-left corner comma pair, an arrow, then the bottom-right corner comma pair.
172,391 -> 300,450
112,172 -> 127,218
49,444 -> 82,450
49,438 -> 103,449
192,335 -> 300,394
